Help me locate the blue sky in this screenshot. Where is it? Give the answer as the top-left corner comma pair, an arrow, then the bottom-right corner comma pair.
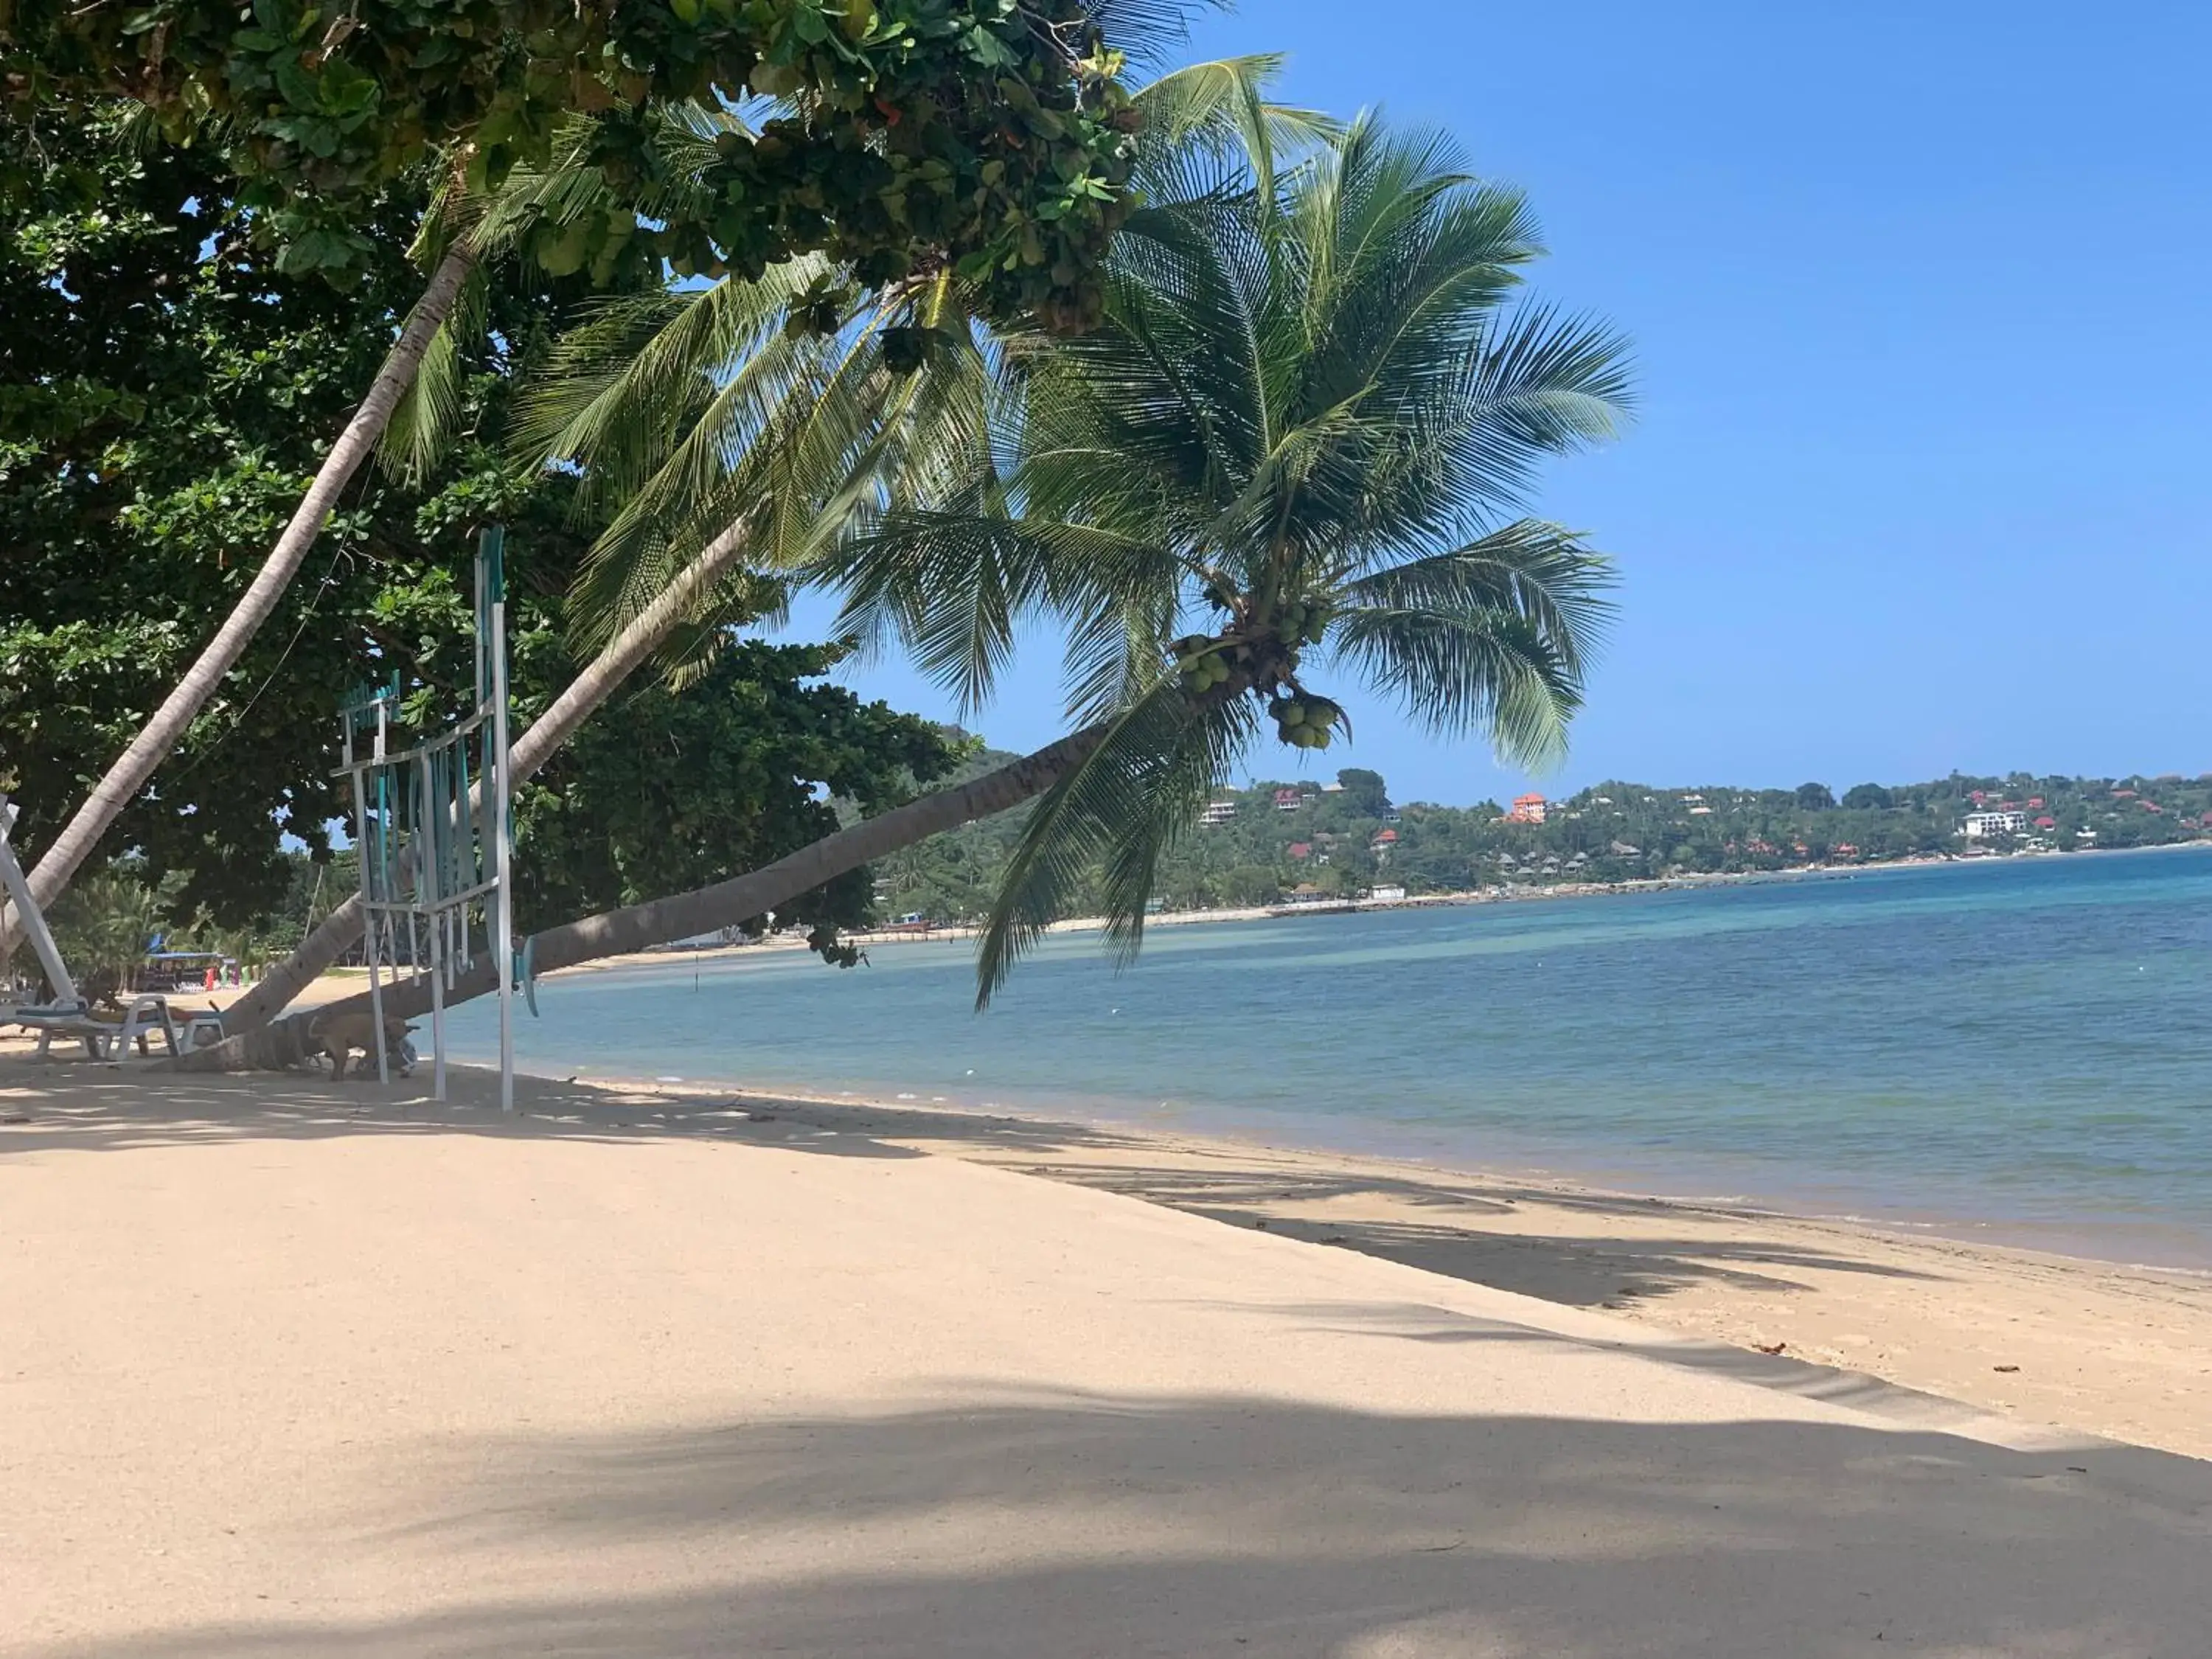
780,1 -> 2212,807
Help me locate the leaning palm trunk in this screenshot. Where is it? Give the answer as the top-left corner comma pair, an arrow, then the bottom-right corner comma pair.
0,245 -> 479,960
173,725 -> 1102,1072
218,518 -> 757,1034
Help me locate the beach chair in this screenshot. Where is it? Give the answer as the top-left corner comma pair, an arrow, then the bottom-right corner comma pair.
0,796 -> 181,1060
9,994 -> 181,1061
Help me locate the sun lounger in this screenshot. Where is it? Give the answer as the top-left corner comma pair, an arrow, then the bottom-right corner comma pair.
5,994 -> 180,1061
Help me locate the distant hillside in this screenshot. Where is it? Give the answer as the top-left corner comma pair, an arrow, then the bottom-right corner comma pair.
866,755 -> 2212,923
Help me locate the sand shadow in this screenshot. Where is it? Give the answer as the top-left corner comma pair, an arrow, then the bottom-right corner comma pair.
24,1393 -> 2212,1658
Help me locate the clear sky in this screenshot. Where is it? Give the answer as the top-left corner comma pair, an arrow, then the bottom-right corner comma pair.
779,1 -> 2212,807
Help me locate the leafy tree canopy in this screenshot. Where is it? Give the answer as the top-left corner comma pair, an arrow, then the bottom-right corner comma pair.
2,0 -> 1148,324
0,108 -> 955,944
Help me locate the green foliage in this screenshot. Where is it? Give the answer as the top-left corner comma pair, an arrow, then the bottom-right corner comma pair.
514,639 -> 957,952
0,108 -> 953,953
40,866 -> 168,997
3,0 -> 1151,326
0,109 -> 537,922
509,57 -> 1334,663
872,763 -> 2212,923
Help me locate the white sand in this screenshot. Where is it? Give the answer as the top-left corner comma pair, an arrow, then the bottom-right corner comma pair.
4,1062 -> 2210,1658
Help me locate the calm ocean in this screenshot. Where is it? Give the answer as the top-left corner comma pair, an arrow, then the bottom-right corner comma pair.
445,847 -> 2212,1268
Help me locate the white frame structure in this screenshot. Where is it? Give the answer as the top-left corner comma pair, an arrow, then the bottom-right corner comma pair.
335,527 -> 516,1108
0,794 -> 78,1006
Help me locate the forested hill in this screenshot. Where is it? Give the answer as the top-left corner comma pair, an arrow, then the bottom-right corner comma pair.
867,753 -> 2212,923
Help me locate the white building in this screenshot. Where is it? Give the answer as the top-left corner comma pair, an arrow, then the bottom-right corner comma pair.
1963,810 -> 2030,838
1200,799 -> 1239,826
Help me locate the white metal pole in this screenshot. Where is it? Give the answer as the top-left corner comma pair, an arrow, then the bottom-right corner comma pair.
0,798 -> 77,1005
353,766 -> 387,1087
491,587 -> 515,1114
420,752 -> 445,1103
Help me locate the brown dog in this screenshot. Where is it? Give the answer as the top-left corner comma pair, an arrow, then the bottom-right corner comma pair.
308,1009 -> 416,1080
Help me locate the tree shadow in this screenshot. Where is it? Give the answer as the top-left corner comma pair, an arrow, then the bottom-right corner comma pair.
0,1056 -> 1152,1166
25,1392 -> 2212,1658
2,1060 -> 1946,1327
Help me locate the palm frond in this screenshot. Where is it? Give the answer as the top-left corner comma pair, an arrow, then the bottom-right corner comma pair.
973,678 -> 1253,1005
378,260 -> 490,487
1129,55 -> 1340,206
1332,520 -> 1615,766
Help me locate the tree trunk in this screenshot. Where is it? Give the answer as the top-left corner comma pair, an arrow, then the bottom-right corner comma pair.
218,518 -> 757,1034
173,723 -> 1102,1073
0,245 -> 478,959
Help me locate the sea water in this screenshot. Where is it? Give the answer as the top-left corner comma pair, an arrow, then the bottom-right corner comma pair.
444,847 -> 2212,1267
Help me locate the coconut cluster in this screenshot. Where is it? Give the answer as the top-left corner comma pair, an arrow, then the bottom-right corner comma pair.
1170,591 -> 1340,749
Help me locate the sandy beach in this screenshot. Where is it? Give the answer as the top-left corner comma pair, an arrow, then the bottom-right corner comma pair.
4,1051 -> 2211,1658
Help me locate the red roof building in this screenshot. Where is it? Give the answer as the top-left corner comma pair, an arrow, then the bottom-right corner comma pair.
1287,841 -> 1312,860
2034,816 -> 2057,830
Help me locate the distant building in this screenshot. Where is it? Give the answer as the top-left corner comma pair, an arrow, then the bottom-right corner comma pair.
1371,828 -> 1399,848
1610,840 -> 1641,856
1368,885 -> 1407,902
1502,792 -> 1547,824
1964,810 -> 2030,838
2027,796 -> 2045,810
2034,815 -> 2057,830
1321,781 -> 1346,793
1273,788 -> 1302,813
1287,841 -> 1312,861
1200,798 -> 1239,826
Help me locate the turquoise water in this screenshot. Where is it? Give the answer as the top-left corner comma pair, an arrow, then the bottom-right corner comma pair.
445,849 -> 2212,1267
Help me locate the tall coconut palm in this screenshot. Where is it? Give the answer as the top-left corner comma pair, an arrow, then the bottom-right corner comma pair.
835,113 -> 1631,1000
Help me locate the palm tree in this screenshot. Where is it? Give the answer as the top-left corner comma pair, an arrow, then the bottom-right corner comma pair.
835,112 -> 1630,999
218,56 -> 1328,1039
191,102 -> 1629,1061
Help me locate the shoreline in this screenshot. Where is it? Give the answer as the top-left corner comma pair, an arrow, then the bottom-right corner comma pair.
437,1058 -> 2212,1461
543,835 -> 2212,968
526,1057 -> 2212,1276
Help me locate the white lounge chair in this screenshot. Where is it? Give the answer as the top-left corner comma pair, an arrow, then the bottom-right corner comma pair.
7,994 -> 180,1061
1,795 -> 181,1061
